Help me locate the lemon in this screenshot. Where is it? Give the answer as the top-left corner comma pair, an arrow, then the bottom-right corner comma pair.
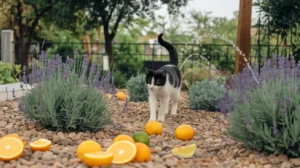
132,131 -> 150,146
171,143 -> 196,158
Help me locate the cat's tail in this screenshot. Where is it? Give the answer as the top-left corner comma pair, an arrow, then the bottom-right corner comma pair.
158,33 -> 178,66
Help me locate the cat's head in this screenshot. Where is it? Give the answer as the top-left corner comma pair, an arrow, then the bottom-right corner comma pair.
145,68 -> 167,91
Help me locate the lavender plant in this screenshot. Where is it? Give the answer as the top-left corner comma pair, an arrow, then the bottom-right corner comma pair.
126,73 -> 148,102
219,55 -> 300,157
19,51 -> 116,131
188,79 -> 225,111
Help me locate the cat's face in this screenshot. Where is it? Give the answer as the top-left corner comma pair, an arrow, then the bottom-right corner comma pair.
145,69 -> 167,91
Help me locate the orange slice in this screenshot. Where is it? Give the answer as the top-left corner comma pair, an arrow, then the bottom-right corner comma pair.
82,151 -> 114,166
0,134 -> 26,147
29,138 -> 51,152
0,137 -> 24,161
106,140 -> 137,164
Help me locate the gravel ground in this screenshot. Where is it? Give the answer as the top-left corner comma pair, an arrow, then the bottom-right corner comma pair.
0,91 -> 299,168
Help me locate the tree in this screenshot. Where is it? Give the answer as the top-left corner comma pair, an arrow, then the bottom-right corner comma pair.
82,0 -> 191,70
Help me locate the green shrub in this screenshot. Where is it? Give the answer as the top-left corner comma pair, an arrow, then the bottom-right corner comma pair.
113,70 -> 127,88
19,53 -> 113,131
126,73 -> 148,102
0,62 -> 21,84
188,79 -> 225,111
227,73 -> 300,157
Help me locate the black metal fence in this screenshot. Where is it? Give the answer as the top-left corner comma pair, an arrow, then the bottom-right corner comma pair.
2,42 -> 298,79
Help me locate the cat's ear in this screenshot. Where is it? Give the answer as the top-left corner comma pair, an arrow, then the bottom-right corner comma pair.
162,70 -> 167,76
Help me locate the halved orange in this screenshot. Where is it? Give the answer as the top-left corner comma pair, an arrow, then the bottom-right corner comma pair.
83,151 -> 114,166
0,137 -> 24,161
106,140 -> 137,164
29,138 -> 51,152
0,134 -> 26,147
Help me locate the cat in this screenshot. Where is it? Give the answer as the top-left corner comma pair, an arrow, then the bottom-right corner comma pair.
145,33 -> 182,122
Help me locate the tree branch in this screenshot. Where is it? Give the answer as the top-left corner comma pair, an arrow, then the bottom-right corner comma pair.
110,6 -> 125,39
107,3 -> 117,21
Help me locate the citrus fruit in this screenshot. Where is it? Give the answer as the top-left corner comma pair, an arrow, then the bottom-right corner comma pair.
0,134 -> 26,147
171,143 -> 197,158
116,91 -> 126,101
106,94 -> 113,99
77,140 -> 102,160
113,134 -> 135,144
82,151 -> 113,166
175,124 -> 195,141
106,140 -> 137,164
132,131 -> 150,146
135,143 -> 151,162
145,120 -> 163,135
29,138 -> 51,152
0,137 -> 24,161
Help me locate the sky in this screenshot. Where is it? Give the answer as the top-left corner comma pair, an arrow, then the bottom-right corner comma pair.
155,0 -> 259,27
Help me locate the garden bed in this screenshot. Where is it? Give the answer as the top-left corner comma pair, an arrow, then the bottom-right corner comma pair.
0,91 -> 297,168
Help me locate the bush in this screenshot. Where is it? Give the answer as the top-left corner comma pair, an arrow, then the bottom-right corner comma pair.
0,62 -> 21,84
113,70 -> 127,88
126,74 -> 148,102
188,79 -> 225,111
218,55 -> 300,157
19,52 -> 115,131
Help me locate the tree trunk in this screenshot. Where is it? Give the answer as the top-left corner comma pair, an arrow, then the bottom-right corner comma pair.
103,23 -> 114,71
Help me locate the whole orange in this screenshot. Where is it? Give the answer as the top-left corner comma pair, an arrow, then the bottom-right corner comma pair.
145,120 -> 163,135
116,92 -> 126,101
175,124 -> 195,141
113,134 -> 135,144
77,140 -> 102,161
135,143 -> 151,162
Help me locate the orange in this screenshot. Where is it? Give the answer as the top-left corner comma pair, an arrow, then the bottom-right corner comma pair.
135,143 -> 151,162
106,93 -> 113,99
0,134 -> 26,147
77,140 -> 102,161
145,120 -> 163,135
82,151 -> 113,166
116,92 -> 126,101
0,137 -> 24,161
29,138 -> 51,152
106,140 -> 137,164
113,134 -> 135,144
175,124 -> 195,141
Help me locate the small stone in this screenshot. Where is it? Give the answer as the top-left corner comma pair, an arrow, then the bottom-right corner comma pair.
42,151 -> 54,161
46,131 -> 53,137
280,161 -> 292,168
61,139 -> 72,146
53,162 -> 66,168
290,158 -> 300,166
18,158 -> 34,166
264,164 -> 272,168
69,158 -> 80,164
0,121 -> 7,128
165,158 -> 177,167
76,163 -> 88,168
95,131 -> 104,139
57,132 -> 64,138
68,132 -> 76,139
53,135 -> 62,143
23,131 -> 31,138
102,139 -> 112,148
249,164 -> 256,168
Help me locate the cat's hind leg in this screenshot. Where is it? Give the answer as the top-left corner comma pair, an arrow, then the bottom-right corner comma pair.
171,89 -> 180,116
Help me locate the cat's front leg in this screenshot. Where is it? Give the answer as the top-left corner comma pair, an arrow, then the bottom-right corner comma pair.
149,91 -> 157,121
158,96 -> 169,122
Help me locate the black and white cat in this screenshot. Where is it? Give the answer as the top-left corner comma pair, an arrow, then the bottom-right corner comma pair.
145,33 -> 182,122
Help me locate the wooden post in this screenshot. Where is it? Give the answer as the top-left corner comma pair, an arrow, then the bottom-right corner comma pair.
235,0 -> 252,74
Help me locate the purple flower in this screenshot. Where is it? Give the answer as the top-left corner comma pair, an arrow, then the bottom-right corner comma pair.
272,120 -> 278,135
